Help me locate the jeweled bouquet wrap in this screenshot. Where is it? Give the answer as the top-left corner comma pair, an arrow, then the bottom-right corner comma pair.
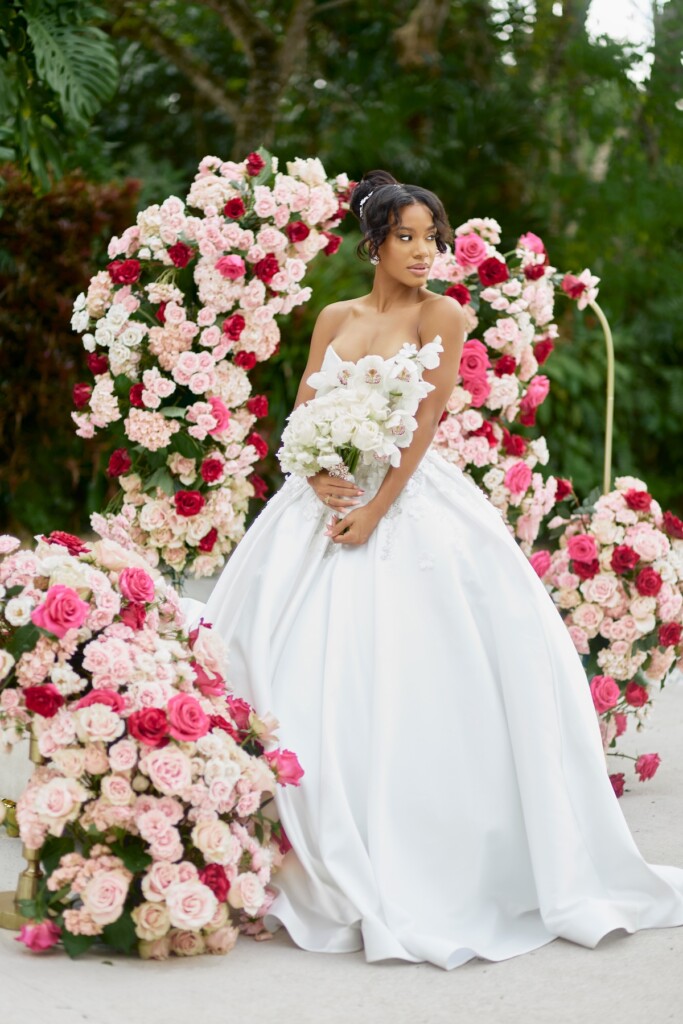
276,338 -> 444,480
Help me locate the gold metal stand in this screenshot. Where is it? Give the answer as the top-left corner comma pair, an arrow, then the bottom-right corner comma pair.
0,733 -> 44,930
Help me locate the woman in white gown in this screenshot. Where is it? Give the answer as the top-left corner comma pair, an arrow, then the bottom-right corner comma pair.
196,170 -> 683,970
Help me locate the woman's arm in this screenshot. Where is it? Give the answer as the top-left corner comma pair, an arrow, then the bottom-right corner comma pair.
327,297 -> 465,545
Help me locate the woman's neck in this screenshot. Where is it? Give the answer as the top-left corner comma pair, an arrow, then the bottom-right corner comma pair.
367,269 -> 425,313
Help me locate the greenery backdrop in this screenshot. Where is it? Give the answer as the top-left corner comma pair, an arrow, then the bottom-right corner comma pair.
1,0 -> 682,536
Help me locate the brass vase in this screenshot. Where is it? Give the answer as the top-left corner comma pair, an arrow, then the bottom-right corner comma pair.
0,732 -> 44,930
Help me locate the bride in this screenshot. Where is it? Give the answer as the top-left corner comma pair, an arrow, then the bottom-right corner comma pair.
192,169 -> 683,970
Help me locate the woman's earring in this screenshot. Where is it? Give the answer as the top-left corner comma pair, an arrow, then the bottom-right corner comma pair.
370,254 -> 379,265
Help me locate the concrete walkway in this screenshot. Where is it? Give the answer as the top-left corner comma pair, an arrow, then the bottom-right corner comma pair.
1,681 -> 683,1024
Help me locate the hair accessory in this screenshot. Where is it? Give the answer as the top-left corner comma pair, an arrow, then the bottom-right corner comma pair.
358,190 -> 374,219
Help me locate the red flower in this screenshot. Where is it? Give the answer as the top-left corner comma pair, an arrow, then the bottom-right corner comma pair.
561,274 -> 586,299
128,707 -> 169,748
222,313 -> 246,340
624,488 -> 652,512
87,352 -> 109,375
23,685 -> 64,719
478,257 -> 509,287
494,354 -> 517,377
501,429 -> 527,457
198,527 -> 218,553
635,566 -> 663,597
658,621 -> 682,648
573,559 -> 600,580
663,510 -> 683,539
168,242 -> 194,268
610,544 -> 640,574
555,478 -> 573,501
107,259 -> 141,284
192,660 -> 225,697
253,254 -> 280,284
200,458 -> 224,483
199,863 -> 230,902
223,197 -> 246,219
226,695 -> 253,731
129,383 -> 144,408
524,264 -> 546,281
245,152 -> 266,176
174,490 -> 206,517
209,714 -> 239,741
235,350 -> 257,370
107,448 -> 132,478
120,601 -> 146,631
533,338 -> 554,364
635,753 -> 661,782
76,689 -> 126,713
609,773 -> 625,798
40,531 -> 89,556
285,220 -> 310,243
247,394 -> 269,418
519,408 -> 537,427
624,681 -> 649,707
250,473 -> 268,500
247,431 -> 268,459
322,231 -> 342,255
445,284 -> 471,306
156,301 -> 167,324
470,420 -> 497,447
72,383 -> 92,409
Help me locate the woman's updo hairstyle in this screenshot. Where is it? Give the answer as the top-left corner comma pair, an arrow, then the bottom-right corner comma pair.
350,169 -> 453,261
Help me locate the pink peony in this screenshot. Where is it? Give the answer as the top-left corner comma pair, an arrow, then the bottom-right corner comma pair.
31,585 -> 89,638
589,675 -> 620,714
15,919 -> 61,952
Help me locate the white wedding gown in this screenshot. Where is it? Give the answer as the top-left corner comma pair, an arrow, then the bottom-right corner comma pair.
191,339 -> 683,970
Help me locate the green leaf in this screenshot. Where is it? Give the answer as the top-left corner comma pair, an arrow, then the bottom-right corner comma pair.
101,911 -> 137,954
17,898 -> 39,920
171,431 -> 203,459
143,467 -> 174,497
41,834 -> 76,875
62,929 -> 96,959
251,146 -> 274,186
109,838 -> 152,874
6,622 -> 41,658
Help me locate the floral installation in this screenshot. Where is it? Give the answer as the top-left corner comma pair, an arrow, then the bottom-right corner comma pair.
0,530 -> 303,958
428,219 -> 599,552
527,479 -> 683,794
70,151 -> 351,580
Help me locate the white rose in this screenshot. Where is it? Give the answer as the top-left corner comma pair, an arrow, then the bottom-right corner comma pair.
191,819 -> 241,866
0,650 -> 15,681
166,880 -> 217,931
227,872 -> 265,916
4,596 -> 33,626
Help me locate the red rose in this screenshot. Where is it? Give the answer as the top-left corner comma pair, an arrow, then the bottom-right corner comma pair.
573,558 -> 600,580
285,220 -> 310,243
247,431 -> 268,460
610,773 -> 625,798
250,473 -> 268,500
663,510 -> 683,539
555,478 -> 573,501
129,383 -> 144,408
610,544 -> 639,574
107,448 -> 132,478
156,301 -> 167,324
73,383 -> 92,409
624,488 -> 652,512
167,693 -> 210,742
502,430 -> 527,457
635,566 -> 662,596
120,601 -> 146,630
41,531 -> 89,556
191,660 -> 225,697
658,621 -> 682,648
76,689 -> 126,713
635,753 -> 661,782
276,825 -> 292,855
533,339 -> 554,364
253,254 -> 280,284
519,408 -> 536,427
209,714 -> 239,741
223,197 -> 246,219
524,264 -> 546,281
322,231 -> 342,255
445,284 -> 471,306
200,458 -> 224,483
222,313 -> 246,340
470,420 -> 497,447
561,274 -> 586,299
245,152 -> 266,176
247,394 -> 269,418
168,242 -> 194,268
87,352 -> 109,375
226,695 -> 253,731
199,863 -> 230,902
107,259 -> 141,284
478,257 -> 509,287
119,567 -> 155,603
23,685 -> 64,719
624,681 -> 649,707
614,712 -> 628,737
127,707 -> 169,748
235,350 -> 257,370
494,354 -> 517,377
198,527 -> 218,553
174,490 -> 206,517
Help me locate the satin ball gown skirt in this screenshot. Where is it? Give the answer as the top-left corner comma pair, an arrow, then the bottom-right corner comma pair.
188,449 -> 683,970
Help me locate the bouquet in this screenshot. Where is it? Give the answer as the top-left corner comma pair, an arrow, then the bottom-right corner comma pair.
70,151 -> 351,579
0,530 -> 303,958
277,339 -> 443,479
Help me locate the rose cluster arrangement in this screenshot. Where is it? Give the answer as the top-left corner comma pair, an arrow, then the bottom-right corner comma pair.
70,151 -> 351,579
527,478 -> 683,793
429,219 -> 599,552
0,530 -> 303,958
277,338 -> 443,479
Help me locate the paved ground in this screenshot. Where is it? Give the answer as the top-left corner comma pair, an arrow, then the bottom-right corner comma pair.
1,680 -> 683,1024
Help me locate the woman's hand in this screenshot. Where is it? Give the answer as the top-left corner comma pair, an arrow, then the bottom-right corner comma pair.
307,470 -> 364,513
325,502 -> 382,546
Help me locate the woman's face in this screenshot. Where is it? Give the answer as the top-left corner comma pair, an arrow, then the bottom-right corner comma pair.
377,202 -> 438,287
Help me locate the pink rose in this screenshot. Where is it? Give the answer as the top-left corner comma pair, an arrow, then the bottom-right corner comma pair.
139,935 -> 171,960
167,693 -> 210,742
228,872 -> 266,916
459,339 -> 490,381
215,255 -> 246,280
166,880 -> 218,930
589,675 -> 620,714
567,533 -> 598,564
264,748 -> 304,786
528,550 -> 551,578
132,901 -> 171,941
145,747 -> 193,796
15,919 -> 61,952
504,461 -> 532,496
119,567 -> 155,604
207,397 -> 231,436
520,375 -> 550,412
455,233 -> 488,267
31,585 -> 89,638
82,869 -> 131,926
518,232 -> 545,253
141,862 -> 179,903
635,753 -> 661,782
464,376 -> 491,408
204,924 -> 239,955
108,739 -> 138,772
169,930 -> 205,957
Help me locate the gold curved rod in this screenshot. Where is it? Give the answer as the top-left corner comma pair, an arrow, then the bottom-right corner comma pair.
585,299 -> 615,495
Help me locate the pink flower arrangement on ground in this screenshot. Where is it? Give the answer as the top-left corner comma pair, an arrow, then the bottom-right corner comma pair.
0,530 -> 301,958
429,219 -> 597,551
70,150 -> 351,579
529,479 -> 683,792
